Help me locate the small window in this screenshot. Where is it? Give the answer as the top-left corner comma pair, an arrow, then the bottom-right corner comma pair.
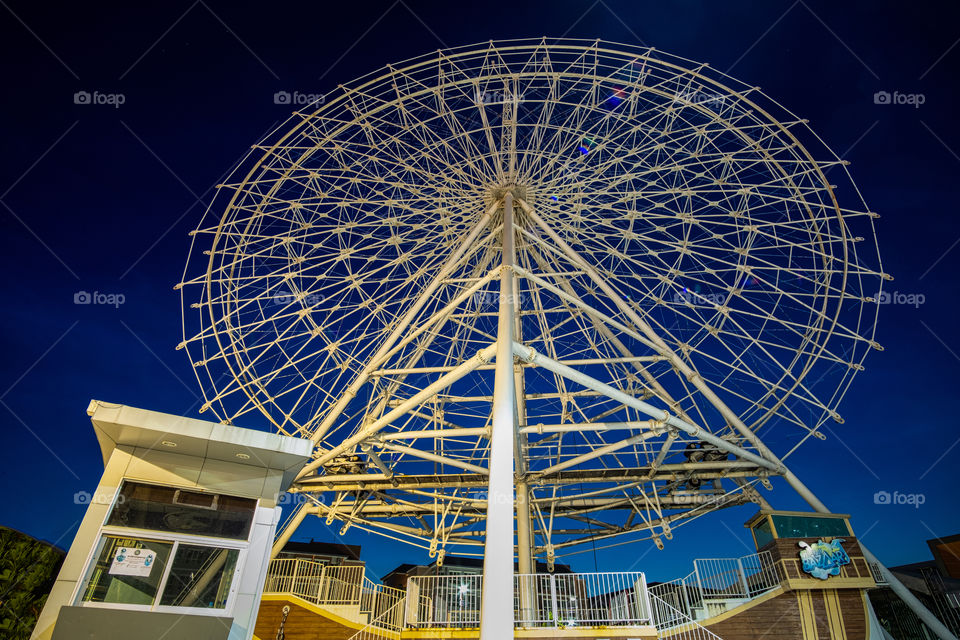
753,518 -> 774,549
106,482 -> 256,540
81,536 -> 174,605
771,515 -> 849,539
160,544 -> 239,608
80,536 -> 239,610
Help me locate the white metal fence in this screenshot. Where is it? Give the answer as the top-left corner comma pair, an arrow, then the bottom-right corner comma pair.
650,593 -> 724,640
514,572 -> 652,627
406,574 -> 483,627
263,557 -> 404,628
264,554 -> 778,632
406,572 -> 652,629
347,597 -> 406,640
649,551 -> 782,621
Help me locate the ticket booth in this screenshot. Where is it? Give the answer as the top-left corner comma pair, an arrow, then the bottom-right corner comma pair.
30,401 -> 313,640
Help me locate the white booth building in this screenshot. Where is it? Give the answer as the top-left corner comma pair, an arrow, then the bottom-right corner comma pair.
31,400 -> 312,640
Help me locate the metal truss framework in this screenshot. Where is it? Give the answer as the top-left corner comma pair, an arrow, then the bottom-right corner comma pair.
178,39 -> 902,634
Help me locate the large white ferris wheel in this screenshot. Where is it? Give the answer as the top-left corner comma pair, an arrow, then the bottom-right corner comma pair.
179,38 -> 889,629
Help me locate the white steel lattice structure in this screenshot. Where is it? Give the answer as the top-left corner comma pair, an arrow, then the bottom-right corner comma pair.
179,38 -> 902,636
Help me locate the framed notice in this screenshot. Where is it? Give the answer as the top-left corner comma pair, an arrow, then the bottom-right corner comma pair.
109,546 -> 157,577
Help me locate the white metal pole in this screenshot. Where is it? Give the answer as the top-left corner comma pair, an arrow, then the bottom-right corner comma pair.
480,193 -> 517,638
516,479 -> 533,621
270,502 -> 308,560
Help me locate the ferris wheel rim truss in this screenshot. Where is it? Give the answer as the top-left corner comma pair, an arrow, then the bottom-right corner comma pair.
178,39 -> 885,564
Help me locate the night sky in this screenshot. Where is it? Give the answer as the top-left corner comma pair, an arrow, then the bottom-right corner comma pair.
2,0 -> 958,582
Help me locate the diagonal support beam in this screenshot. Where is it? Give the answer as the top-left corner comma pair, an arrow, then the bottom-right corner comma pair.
296,343 -> 497,479
513,341 -> 782,474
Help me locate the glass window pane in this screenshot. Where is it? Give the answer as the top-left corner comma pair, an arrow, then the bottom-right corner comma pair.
753,518 -> 774,549
81,536 -> 173,605
771,515 -> 849,539
106,482 -> 257,540
160,544 -> 239,609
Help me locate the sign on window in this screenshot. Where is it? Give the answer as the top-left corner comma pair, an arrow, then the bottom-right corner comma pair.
109,546 -> 157,577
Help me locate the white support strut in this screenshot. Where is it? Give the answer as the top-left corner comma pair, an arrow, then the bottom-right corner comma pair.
480,193 -> 517,638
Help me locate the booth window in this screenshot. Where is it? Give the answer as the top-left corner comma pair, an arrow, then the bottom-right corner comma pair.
752,517 -> 774,549
771,515 -> 850,539
106,482 -> 257,540
77,481 -> 254,613
160,544 -> 239,608
81,536 -> 173,606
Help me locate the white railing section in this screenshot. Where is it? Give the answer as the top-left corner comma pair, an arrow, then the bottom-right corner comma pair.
263,558 -> 403,626
650,593 -> 724,640
514,572 -> 652,627
650,551 -> 782,621
405,574 -> 483,627
406,572 -> 653,629
347,597 -> 406,640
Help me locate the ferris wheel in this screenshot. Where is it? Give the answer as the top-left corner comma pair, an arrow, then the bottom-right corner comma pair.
179,39 -> 885,571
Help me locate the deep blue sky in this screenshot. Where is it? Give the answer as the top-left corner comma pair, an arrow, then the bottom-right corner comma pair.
1,0 -> 958,582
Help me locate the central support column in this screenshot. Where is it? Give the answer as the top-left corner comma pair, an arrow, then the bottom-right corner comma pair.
480,192 -> 517,638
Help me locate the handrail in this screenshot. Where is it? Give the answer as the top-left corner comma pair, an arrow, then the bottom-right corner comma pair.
649,551 -> 782,622
650,593 -> 724,640
347,597 -> 406,640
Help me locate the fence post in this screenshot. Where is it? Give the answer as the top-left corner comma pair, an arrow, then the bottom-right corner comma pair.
405,579 -> 420,627
681,575 -> 692,619
693,561 -> 704,614
737,557 -> 750,598
549,573 -> 560,628
639,572 -> 654,625
318,564 -> 327,603
291,559 -> 301,597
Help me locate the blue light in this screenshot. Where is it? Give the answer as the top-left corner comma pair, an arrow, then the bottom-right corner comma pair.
550,195 -> 558,201
578,146 -> 589,155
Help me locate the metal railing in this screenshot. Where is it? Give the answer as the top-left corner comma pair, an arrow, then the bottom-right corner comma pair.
406,571 -> 652,629
515,572 -> 652,627
650,593 -> 724,640
263,557 -> 403,624
347,597 -> 406,640
650,551 -> 782,621
406,574 -> 483,627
